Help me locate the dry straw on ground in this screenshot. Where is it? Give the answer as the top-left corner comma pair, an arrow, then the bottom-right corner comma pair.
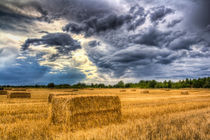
181,91 -> 189,95
48,93 -> 78,103
141,90 -> 150,94
0,90 -> 7,95
12,88 -> 27,91
51,95 -> 121,130
7,92 -> 31,98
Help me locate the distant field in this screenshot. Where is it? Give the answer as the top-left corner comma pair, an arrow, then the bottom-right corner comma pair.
0,88 -> 210,140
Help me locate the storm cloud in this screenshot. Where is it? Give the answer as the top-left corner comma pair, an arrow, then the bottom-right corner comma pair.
22,33 -> 81,61
0,0 -> 210,84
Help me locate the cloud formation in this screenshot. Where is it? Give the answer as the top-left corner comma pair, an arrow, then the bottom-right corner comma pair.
0,0 -> 210,85
22,33 -> 81,61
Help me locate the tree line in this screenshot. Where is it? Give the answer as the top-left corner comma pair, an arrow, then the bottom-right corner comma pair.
1,77 -> 210,89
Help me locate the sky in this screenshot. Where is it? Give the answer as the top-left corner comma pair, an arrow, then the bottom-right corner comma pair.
0,0 -> 210,85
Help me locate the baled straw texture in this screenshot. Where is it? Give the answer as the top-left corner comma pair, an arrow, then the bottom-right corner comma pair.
0,90 -> 7,95
120,90 -> 126,92
48,93 -> 78,103
7,92 -> 31,98
141,90 -> 150,94
51,95 -> 121,130
181,91 -> 189,95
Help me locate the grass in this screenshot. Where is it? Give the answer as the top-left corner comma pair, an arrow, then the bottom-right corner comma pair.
0,88 -> 210,140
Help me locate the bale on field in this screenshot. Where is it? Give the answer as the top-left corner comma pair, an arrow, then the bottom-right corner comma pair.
181,91 -> 189,95
48,93 -> 78,103
12,88 -> 27,91
51,95 -> 121,130
7,92 -> 31,98
3,87 -> 12,90
72,89 -> 79,92
120,90 -> 126,92
89,88 -> 94,90
165,89 -> 170,91
141,90 -> 150,94
131,89 -> 136,91
0,90 -> 7,95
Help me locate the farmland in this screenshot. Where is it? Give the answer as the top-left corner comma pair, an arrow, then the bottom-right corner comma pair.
0,88 -> 209,140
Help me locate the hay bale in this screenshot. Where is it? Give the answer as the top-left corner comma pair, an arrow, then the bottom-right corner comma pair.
12,88 -> 27,91
89,88 -> 94,90
3,87 -> 12,90
181,91 -> 189,95
131,89 -> 136,91
72,89 -> 79,92
120,90 -> 126,92
165,89 -> 170,91
7,92 -> 31,98
0,90 -> 7,95
141,90 -> 149,94
51,95 -> 121,130
48,93 -> 78,103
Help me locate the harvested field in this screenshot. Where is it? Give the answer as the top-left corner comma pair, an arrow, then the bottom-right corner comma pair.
7,92 -> 31,98
0,88 -> 210,140
51,95 -> 121,130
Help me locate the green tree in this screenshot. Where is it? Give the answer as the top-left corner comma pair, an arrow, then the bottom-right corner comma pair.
47,83 -> 55,88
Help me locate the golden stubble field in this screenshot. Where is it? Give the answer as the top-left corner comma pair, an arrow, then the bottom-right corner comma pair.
0,88 -> 210,140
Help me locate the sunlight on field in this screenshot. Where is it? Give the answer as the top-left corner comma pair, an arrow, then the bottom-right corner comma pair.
0,88 -> 210,140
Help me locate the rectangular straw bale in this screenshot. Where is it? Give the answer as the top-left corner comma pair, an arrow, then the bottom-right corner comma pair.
120,90 -> 126,92
72,89 -> 79,92
7,92 -> 31,98
141,90 -> 149,94
0,90 -> 7,95
181,91 -> 189,95
48,93 -> 78,103
51,95 -> 121,129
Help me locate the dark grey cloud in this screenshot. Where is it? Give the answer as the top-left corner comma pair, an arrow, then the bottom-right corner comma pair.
63,4 -> 147,37
169,37 -> 202,50
127,5 -> 147,30
150,6 -> 174,23
0,4 -> 34,31
191,0 -> 210,29
167,19 -> 182,28
22,33 -> 81,61
0,0 -> 49,31
130,27 -> 172,47
63,14 -> 132,37
88,41 -> 101,47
